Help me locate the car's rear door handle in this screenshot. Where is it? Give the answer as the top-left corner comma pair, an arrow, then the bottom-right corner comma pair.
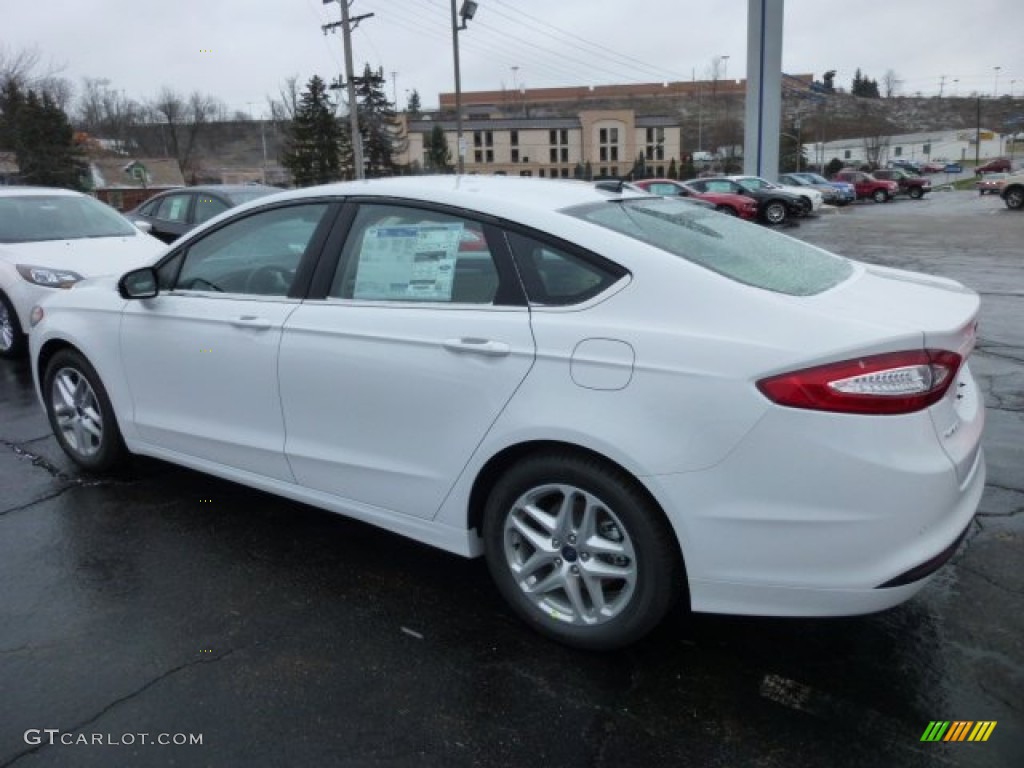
443,338 -> 511,357
231,316 -> 272,330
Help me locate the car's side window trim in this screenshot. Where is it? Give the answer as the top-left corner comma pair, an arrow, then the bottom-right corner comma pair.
148,199 -> 343,300
498,220 -> 629,307
314,197 -> 528,308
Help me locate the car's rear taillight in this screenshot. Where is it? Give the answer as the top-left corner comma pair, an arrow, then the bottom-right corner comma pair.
757,349 -> 962,415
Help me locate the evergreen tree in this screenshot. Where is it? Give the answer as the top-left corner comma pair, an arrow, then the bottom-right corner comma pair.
851,68 -> 881,98
281,75 -> 344,186
406,89 -> 421,117
3,83 -> 85,188
354,64 -> 403,177
631,152 -> 647,180
667,157 -> 678,179
583,160 -> 593,181
423,124 -> 453,173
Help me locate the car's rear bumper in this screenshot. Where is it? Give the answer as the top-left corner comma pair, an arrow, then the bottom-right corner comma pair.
643,403 -> 985,617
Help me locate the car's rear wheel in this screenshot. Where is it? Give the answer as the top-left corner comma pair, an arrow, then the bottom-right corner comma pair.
715,205 -> 738,216
1005,187 -> 1024,210
483,452 -> 682,650
872,189 -> 888,203
0,291 -> 27,360
909,187 -> 924,199
43,349 -> 127,472
763,200 -> 787,225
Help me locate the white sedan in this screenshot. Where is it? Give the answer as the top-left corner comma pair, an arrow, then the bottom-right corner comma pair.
28,176 -> 984,649
0,187 -> 164,358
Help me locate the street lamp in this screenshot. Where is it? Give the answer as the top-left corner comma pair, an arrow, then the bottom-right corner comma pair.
994,66 -> 1001,98
451,0 -> 478,175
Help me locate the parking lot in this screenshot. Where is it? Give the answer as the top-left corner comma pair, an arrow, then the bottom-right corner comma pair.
1,190 -> 1021,767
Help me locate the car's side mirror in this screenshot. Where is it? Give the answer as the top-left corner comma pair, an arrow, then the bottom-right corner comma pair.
132,220 -> 153,234
119,267 -> 159,299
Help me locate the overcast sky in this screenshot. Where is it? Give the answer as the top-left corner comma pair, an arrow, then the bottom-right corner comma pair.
5,0 -> 1023,115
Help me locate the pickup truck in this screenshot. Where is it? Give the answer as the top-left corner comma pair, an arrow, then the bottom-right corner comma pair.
871,168 -> 932,199
832,170 -> 900,203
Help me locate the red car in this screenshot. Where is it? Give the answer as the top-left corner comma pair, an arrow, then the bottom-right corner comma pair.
976,158 -> 1011,175
832,170 -> 899,203
633,178 -> 758,220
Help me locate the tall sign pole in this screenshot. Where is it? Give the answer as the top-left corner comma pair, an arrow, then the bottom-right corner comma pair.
743,0 -> 784,180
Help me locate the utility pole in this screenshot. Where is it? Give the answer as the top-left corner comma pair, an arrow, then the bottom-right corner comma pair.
938,75 -> 946,99
976,96 -> 981,169
391,71 -> 398,107
322,0 -> 373,179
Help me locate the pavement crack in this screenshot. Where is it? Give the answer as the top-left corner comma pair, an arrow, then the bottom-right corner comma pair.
0,485 -> 78,517
958,564 -> 1023,596
0,650 -> 236,768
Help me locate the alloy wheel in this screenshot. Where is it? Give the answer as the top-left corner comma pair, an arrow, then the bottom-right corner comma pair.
502,483 -> 638,626
50,367 -> 105,458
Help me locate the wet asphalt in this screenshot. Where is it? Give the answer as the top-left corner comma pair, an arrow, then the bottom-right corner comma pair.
1,190 -> 1021,767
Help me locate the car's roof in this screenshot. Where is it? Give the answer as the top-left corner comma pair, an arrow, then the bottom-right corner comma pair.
258,176 -> 625,218
152,184 -> 282,196
0,186 -> 85,199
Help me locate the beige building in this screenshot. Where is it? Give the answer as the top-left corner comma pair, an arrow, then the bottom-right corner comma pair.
400,109 -> 682,179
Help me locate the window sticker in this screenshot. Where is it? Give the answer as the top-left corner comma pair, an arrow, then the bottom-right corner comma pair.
353,223 -> 463,301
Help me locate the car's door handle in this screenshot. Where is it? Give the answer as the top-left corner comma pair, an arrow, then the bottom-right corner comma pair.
443,338 -> 511,357
231,316 -> 272,330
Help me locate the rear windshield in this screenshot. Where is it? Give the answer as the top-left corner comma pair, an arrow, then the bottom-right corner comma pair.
0,195 -> 137,243
564,198 -> 853,296
225,188 -> 281,205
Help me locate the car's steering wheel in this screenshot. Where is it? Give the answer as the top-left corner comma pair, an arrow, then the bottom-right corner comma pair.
180,276 -> 224,292
245,265 -> 293,295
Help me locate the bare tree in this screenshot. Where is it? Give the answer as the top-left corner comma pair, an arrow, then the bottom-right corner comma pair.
77,78 -> 144,152
148,87 -> 223,176
882,69 -> 901,99
1,44 -> 72,108
267,75 -> 302,122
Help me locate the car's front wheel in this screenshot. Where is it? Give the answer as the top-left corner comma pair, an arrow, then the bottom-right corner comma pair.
909,187 -> 924,199
872,189 -> 889,203
43,349 -> 127,472
763,200 -> 787,225
1005,187 -> 1024,210
0,291 -> 27,360
483,452 -> 682,650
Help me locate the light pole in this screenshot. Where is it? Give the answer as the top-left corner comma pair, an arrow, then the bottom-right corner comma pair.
994,66 -> 1001,98
451,0 -> 478,175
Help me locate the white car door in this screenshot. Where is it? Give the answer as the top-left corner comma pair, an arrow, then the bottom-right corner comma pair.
278,202 -> 535,519
120,202 -> 334,480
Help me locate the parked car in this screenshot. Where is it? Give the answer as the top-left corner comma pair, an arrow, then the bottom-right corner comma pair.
872,168 -> 932,199
975,158 -> 1011,176
778,173 -> 840,205
1000,174 -> 1024,210
632,178 -> 758,219
919,161 -> 946,174
730,175 -> 824,215
887,159 -> 921,174
833,170 -> 900,203
683,176 -> 805,225
976,172 -> 1009,195
127,184 -> 283,243
28,176 -> 984,649
0,187 -> 164,359
788,172 -> 856,206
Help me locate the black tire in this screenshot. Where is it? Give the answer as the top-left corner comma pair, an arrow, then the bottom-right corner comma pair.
716,204 -> 738,216
763,200 -> 787,225
872,188 -> 888,203
798,197 -> 813,215
482,452 -> 682,650
43,348 -> 127,472
909,186 -> 924,199
0,291 -> 27,360
1005,187 -> 1024,210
